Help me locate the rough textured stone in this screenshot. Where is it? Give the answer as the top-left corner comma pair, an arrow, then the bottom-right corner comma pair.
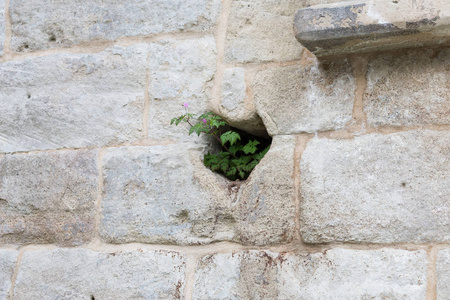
14,248 -> 186,299
225,0 -> 303,63
219,67 -> 265,135
100,138 -> 294,246
437,249 -> 450,300
100,144 -> 234,245
147,37 -> 217,142
220,68 -> 246,118
364,48 -> 450,127
10,0 -> 221,52
300,130 -> 450,243
0,0 -> 5,57
253,60 -> 355,135
0,44 -> 146,153
295,0 -> 450,56
232,135 -> 296,245
0,250 -> 18,299
0,150 -> 98,245
194,249 -> 427,299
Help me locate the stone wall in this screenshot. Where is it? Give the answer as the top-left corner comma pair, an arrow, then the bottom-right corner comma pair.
0,0 -> 448,299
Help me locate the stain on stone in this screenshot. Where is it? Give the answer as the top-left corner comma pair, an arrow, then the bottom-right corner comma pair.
294,2 -> 448,56
175,210 -> 189,223
174,280 -> 182,299
406,17 -> 439,30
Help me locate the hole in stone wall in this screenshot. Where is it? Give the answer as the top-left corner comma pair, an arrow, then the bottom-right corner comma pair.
90,295 -> 95,300
203,123 -> 272,181
48,34 -> 57,42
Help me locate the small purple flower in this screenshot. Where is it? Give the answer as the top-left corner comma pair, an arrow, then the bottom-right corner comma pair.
202,119 -> 207,124
183,103 -> 189,107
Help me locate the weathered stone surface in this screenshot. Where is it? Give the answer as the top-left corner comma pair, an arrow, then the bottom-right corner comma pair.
253,60 -> 355,135
0,250 -> 18,299
220,68 -> 246,119
0,0 -> 5,57
300,130 -> 450,243
194,249 -> 427,299
100,144 -> 234,245
218,67 -> 265,135
101,136 -> 297,246
0,44 -> 146,153
225,0 -> 303,63
147,37 -> 217,142
437,249 -> 450,300
0,150 -> 98,245
14,248 -> 186,299
10,0 -> 221,52
232,135 -> 296,245
295,0 -> 450,56
364,48 -> 450,127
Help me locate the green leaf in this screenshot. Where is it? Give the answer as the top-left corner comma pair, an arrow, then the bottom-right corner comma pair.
226,167 -> 237,177
220,158 -> 229,173
243,159 -> 259,172
238,156 -> 252,165
243,140 -> 260,154
228,145 -> 243,156
220,131 -> 241,146
170,115 -> 185,126
254,146 -> 270,160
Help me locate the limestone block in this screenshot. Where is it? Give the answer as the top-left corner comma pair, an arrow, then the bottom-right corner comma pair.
147,37 -> 217,142
14,248 -> 186,299
0,44 -> 146,153
437,249 -> 450,300
295,0 -> 450,56
193,249 -> 427,299
0,250 -> 18,299
232,135 -> 296,245
0,150 -> 98,246
364,48 -> 450,127
100,144 -> 235,245
300,130 -> 450,243
0,0 -> 5,56
218,67 -> 265,135
253,60 -> 355,135
225,0 -> 303,63
10,0 -> 221,52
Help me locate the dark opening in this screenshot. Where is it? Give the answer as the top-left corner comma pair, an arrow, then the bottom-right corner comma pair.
204,125 -> 272,181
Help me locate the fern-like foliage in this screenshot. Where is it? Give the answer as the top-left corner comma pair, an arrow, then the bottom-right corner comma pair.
171,108 -> 271,180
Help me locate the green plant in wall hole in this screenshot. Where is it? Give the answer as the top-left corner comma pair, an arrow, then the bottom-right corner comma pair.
171,103 -> 270,181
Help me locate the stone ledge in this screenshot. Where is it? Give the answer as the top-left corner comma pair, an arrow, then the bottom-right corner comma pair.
294,0 -> 450,57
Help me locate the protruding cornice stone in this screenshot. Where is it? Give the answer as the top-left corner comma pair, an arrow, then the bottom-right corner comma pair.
294,0 -> 450,57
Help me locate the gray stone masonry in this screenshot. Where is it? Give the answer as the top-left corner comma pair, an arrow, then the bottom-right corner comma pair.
0,150 -> 98,245
295,0 -> 450,56
0,250 -> 18,299
0,44 -> 147,153
301,130 -> 450,244
253,60 -> 355,135
13,248 -> 186,299
437,249 -> 450,300
364,48 -> 450,127
10,0 -> 221,52
194,249 -> 427,299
